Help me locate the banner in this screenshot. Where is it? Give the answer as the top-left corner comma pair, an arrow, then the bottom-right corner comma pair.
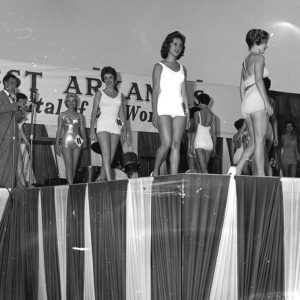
0,59 -> 241,136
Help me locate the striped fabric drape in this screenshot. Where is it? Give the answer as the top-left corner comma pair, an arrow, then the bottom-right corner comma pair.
235,176 -> 284,299
181,174 -> 230,299
209,174 -> 238,300
281,178 -> 300,300
0,174 -> 297,299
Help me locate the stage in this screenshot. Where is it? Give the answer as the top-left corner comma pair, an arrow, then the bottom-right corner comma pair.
0,173 -> 299,299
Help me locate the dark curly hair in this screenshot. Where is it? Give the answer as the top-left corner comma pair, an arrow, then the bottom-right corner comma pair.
101,66 -> 118,91
246,29 -> 269,49
16,92 -> 28,101
195,92 -> 210,105
285,120 -> 295,128
234,118 -> 245,130
161,31 -> 186,60
101,66 -> 117,82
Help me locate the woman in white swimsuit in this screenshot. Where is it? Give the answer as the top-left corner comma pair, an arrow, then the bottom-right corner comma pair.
192,93 -> 216,173
228,29 -> 273,176
90,66 -> 127,181
151,31 -> 190,176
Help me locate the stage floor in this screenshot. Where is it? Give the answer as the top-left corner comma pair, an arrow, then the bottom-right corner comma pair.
0,174 -> 299,299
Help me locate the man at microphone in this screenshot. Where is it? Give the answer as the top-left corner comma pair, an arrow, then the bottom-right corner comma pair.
0,73 -> 27,188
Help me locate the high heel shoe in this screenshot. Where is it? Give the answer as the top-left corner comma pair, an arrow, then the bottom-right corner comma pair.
150,171 -> 154,177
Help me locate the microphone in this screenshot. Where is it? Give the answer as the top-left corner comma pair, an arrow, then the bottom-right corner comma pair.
30,88 -> 41,103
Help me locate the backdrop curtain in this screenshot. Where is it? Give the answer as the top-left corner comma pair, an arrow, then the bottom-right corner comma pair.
88,180 -> 128,300
209,175 -> 238,300
40,187 -> 62,300
126,177 -> 153,300
66,184 -> 86,300
54,185 -> 69,300
235,176 -> 284,299
182,174 -> 230,299
151,175 -> 182,300
138,132 -> 160,177
0,188 -> 39,300
23,124 -> 59,184
281,178 -> 300,299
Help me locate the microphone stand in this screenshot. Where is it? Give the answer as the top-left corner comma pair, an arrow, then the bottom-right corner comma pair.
11,104 -> 16,188
28,90 -> 39,188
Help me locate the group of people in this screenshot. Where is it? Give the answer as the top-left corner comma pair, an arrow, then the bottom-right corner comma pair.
233,116 -> 300,177
1,28 -> 299,187
152,29 -> 299,178
55,66 -> 127,184
57,31 -> 216,184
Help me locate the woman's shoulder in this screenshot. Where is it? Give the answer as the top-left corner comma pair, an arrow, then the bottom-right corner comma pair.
154,62 -> 164,70
253,54 -> 265,64
60,111 -> 67,117
95,89 -> 102,97
246,53 -> 265,64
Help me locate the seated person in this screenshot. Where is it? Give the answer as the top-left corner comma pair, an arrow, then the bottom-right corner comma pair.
232,118 -> 252,175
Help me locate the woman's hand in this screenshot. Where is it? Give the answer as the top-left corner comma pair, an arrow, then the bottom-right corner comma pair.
121,129 -> 127,144
152,112 -> 159,128
265,102 -> 273,116
55,143 -> 62,156
90,129 -> 97,141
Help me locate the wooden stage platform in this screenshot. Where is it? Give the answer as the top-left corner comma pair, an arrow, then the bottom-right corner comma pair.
0,174 -> 299,299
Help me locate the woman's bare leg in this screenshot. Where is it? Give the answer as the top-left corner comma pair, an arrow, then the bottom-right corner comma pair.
281,164 -> 289,177
169,116 -> 186,174
110,134 -> 121,179
153,116 -> 172,176
98,132 -> 112,181
290,164 -> 297,177
251,111 -> 269,176
195,148 -> 207,173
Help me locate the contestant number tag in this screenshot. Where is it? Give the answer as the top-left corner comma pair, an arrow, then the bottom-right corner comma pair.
74,135 -> 83,147
116,118 -> 123,127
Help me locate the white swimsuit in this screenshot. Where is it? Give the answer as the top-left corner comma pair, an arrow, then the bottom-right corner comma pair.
157,62 -> 185,117
194,111 -> 215,151
96,91 -> 122,135
241,61 -> 269,118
